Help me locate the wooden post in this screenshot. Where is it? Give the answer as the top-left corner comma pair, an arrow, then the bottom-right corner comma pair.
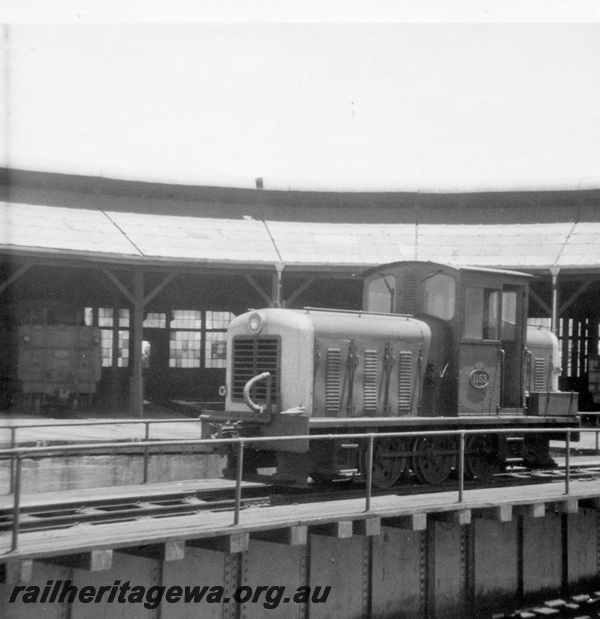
110,302 -> 120,410
550,266 -> 560,335
270,262 -> 284,308
130,270 -> 144,417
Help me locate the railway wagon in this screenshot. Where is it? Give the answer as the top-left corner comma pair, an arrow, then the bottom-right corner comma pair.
202,261 -> 579,487
17,304 -> 102,414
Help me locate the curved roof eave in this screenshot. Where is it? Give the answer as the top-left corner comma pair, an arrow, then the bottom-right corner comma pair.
3,191 -> 600,275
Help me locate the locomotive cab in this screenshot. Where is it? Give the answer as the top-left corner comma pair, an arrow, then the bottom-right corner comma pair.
364,262 -> 530,416
364,261 -> 576,419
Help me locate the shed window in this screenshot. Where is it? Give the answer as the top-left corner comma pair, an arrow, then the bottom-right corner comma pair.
86,307 -> 130,367
169,310 -> 235,368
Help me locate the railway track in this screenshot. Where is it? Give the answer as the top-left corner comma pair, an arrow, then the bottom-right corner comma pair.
491,591 -> 600,618
0,485 -> 271,533
2,463 -> 600,534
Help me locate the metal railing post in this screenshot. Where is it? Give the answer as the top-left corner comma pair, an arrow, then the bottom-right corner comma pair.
596,415 -> 599,455
458,431 -> 465,503
365,435 -> 374,512
9,427 -> 16,494
12,454 -> 22,552
565,430 -> 571,495
234,441 -> 245,526
143,422 -> 150,484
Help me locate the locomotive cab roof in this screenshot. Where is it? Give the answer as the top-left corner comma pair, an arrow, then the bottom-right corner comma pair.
362,260 -> 533,280
362,260 -> 532,333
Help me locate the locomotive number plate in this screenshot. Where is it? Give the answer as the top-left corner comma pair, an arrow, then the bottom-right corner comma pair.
469,369 -> 490,389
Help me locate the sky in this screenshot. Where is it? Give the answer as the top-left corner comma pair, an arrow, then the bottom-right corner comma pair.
1,2 -> 600,192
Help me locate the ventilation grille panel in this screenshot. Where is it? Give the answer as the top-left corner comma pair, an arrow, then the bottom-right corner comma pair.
533,357 -> 547,392
364,349 -> 378,414
325,348 -> 342,414
398,351 -> 413,414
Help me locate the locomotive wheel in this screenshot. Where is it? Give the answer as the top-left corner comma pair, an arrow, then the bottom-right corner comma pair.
465,434 -> 501,482
362,437 -> 408,489
412,436 -> 456,485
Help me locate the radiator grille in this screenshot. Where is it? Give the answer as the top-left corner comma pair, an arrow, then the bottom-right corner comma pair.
398,351 -> 413,414
533,357 -> 547,392
232,337 -> 280,402
325,348 -> 342,414
364,349 -> 378,414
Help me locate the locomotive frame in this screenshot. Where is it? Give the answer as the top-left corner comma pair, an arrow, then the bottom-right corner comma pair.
202,261 -> 579,487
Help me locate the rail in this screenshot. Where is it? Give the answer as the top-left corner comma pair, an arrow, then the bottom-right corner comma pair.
0,426 -> 597,555
0,417 -> 207,491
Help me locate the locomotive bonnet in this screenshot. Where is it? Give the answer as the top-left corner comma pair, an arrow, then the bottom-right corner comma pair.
224,307 -> 431,420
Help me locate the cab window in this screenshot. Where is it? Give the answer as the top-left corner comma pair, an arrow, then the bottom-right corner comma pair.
464,287 -> 500,340
367,275 -> 395,313
424,273 -> 455,321
501,290 -> 517,341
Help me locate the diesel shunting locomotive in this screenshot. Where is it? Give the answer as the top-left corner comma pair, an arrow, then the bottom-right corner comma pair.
202,261 -> 579,487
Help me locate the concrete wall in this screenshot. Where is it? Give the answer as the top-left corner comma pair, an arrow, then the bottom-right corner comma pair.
0,452 -> 225,495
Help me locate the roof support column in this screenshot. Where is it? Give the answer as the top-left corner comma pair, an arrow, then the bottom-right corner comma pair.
102,269 -> 179,416
550,266 -> 561,335
270,262 -> 284,308
130,269 -> 144,417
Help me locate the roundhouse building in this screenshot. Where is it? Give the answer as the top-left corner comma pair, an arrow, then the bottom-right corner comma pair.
1,168 -> 600,416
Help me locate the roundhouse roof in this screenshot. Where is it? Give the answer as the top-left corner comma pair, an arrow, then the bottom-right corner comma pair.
2,168 -> 600,275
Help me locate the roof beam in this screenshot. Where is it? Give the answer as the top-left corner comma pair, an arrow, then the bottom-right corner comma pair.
102,268 -> 135,304
245,275 -> 271,305
286,277 -> 316,308
0,263 -> 33,295
144,271 -> 179,306
102,268 -> 180,307
529,289 -> 551,316
559,280 -> 594,315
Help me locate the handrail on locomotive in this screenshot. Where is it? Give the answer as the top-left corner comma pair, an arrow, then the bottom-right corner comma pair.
242,372 -> 273,415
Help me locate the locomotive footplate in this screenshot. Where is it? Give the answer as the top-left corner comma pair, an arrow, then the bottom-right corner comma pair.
202,411 -> 579,488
